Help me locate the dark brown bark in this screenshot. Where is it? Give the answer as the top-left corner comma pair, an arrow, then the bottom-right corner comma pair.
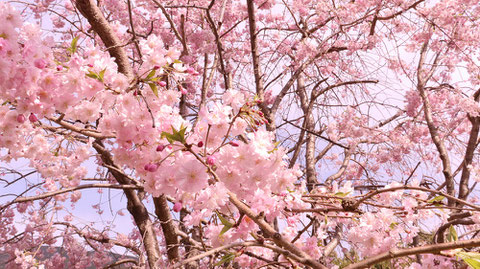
93,141 -> 160,268
153,195 -> 180,262
75,0 -> 133,79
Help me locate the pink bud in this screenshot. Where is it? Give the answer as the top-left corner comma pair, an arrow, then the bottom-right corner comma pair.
144,163 -> 159,172
56,65 -> 63,71
156,144 -> 165,152
158,81 -> 167,87
229,141 -> 239,147
186,67 -> 195,74
206,155 -> 216,166
34,59 -> 47,69
87,63 -> 94,68
17,114 -> 25,123
197,141 -> 204,147
173,202 -> 182,212
29,113 -> 38,123
153,65 -> 161,70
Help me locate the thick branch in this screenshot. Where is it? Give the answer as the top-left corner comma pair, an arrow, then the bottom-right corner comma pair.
227,192 -> 327,269
246,0 -> 267,111
153,195 -> 180,262
75,0 -> 133,79
93,141 -> 160,268
345,238 -> 480,269
458,89 -> 480,203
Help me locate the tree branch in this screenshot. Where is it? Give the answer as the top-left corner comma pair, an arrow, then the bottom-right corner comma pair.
75,0 -> 134,80
345,238 -> 480,269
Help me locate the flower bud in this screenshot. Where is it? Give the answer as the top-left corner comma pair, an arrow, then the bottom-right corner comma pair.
17,114 -> 25,123
29,113 -> 38,123
173,202 -> 182,212
229,141 -> 239,147
34,59 -> 47,69
197,141 -> 204,147
144,163 -> 159,172
156,144 -> 165,152
186,67 -> 195,74
206,155 -> 216,166
158,81 -> 167,87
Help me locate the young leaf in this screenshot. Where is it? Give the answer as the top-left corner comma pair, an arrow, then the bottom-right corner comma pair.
447,225 -> 458,242
146,69 -> 156,80
456,251 -> 480,269
86,71 -> 100,81
216,212 -> 233,236
98,68 -> 106,82
149,83 -> 158,97
214,253 -> 235,266
427,195 -> 445,203
69,36 -> 79,54
335,191 -> 351,197
160,125 -> 187,144
216,212 -> 233,227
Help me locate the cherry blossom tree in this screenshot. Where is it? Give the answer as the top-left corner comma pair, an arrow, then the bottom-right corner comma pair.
3,0 -> 480,268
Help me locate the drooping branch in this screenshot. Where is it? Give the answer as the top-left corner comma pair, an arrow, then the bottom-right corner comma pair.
205,0 -> 231,89
416,38 -> 455,205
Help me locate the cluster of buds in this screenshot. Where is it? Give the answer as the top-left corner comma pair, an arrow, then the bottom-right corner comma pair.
239,98 -> 269,131
16,113 -> 38,123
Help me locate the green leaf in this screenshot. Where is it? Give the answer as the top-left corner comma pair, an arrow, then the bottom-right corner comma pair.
86,71 -> 100,81
69,36 -> 79,54
149,83 -> 158,97
160,125 -> 187,144
427,195 -> 445,203
447,225 -> 458,242
98,69 -> 106,81
214,253 -> 235,266
456,251 -> 480,269
216,212 -> 232,227
146,69 -> 156,80
220,225 -> 232,236
335,191 -> 351,197
216,212 -> 233,236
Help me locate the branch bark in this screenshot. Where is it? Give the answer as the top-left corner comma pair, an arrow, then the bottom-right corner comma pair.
457,89 -> 480,203
345,238 -> 480,269
75,0 -> 134,80
153,195 -> 180,262
417,38 -> 455,205
93,141 -> 160,268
